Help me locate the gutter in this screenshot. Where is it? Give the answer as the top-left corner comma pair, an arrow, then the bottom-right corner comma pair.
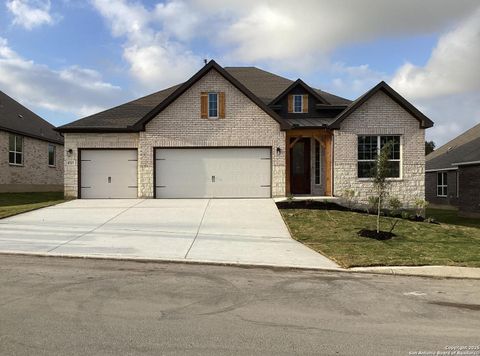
452,160 -> 480,166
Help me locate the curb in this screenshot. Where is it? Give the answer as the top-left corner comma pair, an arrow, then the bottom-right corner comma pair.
1,251 -> 479,280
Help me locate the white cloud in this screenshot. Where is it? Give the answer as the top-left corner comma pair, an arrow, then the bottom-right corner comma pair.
91,0 -> 201,91
390,8 -> 480,145
0,37 -> 124,118
391,8 -> 480,99
6,0 -> 59,30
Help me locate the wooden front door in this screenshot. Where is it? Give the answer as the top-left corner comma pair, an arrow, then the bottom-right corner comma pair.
290,138 -> 311,194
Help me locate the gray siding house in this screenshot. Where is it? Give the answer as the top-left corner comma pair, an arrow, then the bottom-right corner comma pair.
0,91 -> 64,193
426,122 -> 480,216
57,61 -> 432,206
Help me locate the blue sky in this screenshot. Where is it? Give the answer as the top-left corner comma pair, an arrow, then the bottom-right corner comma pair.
1,0 -> 479,146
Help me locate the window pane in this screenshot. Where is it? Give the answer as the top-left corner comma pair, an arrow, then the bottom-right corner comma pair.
387,161 -> 400,178
358,136 -> 378,160
48,145 -> 55,166
208,93 -> 217,117
16,136 -> 23,153
315,140 -> 320,184
15,153 -> 22,165
380,135 -> 400,160
294,95 -> 302,112
443,172 -> 447,185
437,187 -> 442,196
9,152 -> 15,164
9,135 -> 15,151
358,161 -> 376,178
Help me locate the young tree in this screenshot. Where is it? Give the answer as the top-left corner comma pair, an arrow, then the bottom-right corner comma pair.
372,142 -> 393,233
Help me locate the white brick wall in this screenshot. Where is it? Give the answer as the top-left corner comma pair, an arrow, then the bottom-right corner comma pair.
63,133 -> 139,197
333,90 -> 425,208
138,69 -> 286,198
63,69 -> 286,198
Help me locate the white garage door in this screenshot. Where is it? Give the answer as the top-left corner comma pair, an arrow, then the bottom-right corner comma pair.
155,148 -> 271,198
80,150 -> 138,199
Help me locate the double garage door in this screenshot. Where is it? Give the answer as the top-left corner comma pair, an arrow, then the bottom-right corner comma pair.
80,148 -> 271,199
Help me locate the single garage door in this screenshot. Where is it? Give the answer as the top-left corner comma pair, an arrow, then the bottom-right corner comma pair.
155,148 -> 271,198
80,149 -> 138,198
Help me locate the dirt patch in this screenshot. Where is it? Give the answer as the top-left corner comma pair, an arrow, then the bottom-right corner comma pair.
357,229 -> 395,241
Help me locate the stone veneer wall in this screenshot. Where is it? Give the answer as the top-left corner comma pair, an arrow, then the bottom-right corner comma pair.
138,69 -> 286,198
63,133 -> 139,198
0,130 -> 64,192
333,91 -> 425,208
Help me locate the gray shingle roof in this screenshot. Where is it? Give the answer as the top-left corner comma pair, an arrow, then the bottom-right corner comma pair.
0,90 -> 63,144
426,122 -> 480,170
57,65 -> 351,132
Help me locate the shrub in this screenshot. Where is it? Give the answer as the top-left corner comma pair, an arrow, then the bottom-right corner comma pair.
414,199 -> 429,217
342,189 -> 356,210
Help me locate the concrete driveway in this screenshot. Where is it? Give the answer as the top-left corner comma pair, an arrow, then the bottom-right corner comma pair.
0,199 -> 338,269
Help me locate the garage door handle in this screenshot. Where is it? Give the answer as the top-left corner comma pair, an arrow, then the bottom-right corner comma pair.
211,175 -> 215,183
108,177 -> 111,183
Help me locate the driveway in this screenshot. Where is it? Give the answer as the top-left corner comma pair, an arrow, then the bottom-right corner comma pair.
0,199 -> 338,269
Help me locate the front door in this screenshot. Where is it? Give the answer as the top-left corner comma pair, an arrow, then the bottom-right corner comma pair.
290,138 -> 311,194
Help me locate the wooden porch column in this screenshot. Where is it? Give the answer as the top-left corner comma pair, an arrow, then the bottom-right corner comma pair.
324,134 -> 333,196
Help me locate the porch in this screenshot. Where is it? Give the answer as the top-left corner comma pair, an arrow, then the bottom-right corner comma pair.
285,128 -> 333,197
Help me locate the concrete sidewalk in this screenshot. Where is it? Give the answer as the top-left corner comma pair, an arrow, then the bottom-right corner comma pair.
351,266 -> 480,279
0,199 -> 339,270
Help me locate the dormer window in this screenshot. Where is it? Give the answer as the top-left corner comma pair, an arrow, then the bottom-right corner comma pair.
288,94 -> 308,113
293,95 -> 303,113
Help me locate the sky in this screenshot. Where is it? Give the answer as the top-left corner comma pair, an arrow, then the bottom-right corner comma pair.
0,0 -> 479,146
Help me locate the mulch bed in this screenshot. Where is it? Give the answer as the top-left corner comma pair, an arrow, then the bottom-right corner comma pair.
358,229 -> 396,240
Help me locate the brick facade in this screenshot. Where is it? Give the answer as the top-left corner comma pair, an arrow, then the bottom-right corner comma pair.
458,164 -> 480,216
425,170 -> 459,207
333,91 -> 425,208
0,130 -> 64,192
63,133 -> 139,198
63,70 -> 285,198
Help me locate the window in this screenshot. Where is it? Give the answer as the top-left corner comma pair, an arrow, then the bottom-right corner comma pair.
315,140 -> 321,185
48,144 -> 56,167
208,92 -> 218,118
437,172 -> 448,197
293,95 -> 303,113
357,135 -> 401,178
8,134 -> 23,165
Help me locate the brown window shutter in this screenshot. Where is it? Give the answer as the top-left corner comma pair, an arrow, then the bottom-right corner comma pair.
219,92 -> 225,118
288,95 -> 293,113
200,92 -> 208,118
302,95 -> 308,113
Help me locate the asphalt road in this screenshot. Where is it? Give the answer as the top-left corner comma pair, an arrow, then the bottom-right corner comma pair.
0,255 -> 479,356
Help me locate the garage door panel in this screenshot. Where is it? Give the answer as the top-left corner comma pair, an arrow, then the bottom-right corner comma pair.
155,148 -> 271,198
80,150 -> 137,199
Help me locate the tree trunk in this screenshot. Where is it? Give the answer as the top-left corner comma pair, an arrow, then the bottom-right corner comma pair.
377,195 -> 381,233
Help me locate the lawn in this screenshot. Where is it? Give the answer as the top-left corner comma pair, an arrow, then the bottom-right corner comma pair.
280,207 -> 480,268
0,192 -> 65,219
426,208 -> 480,229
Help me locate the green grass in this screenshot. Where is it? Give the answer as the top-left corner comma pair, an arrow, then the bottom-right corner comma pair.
426,208 -> 480,229
280,208 -> 480,268
0,192 -> 65,219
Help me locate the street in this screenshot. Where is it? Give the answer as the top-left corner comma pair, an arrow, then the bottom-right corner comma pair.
0,255 -> 479,355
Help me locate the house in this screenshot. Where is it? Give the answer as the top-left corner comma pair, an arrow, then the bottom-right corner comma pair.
0,90 -> 64,193
426,122 -> 480,217
57,60 -> 433,206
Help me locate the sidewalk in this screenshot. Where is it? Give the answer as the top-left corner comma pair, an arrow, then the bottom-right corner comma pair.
350,265 -> 480,279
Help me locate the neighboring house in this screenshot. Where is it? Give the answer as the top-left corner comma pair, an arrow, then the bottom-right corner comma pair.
57,61 -> 433,206
426,122 -> 480,216
0,90 -> 64,193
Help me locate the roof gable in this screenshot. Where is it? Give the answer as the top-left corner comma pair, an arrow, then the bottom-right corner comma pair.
329,81 -> 434,129
132,60 -> 290,131
0,90 -> 63,144
270,79 -> 329,106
